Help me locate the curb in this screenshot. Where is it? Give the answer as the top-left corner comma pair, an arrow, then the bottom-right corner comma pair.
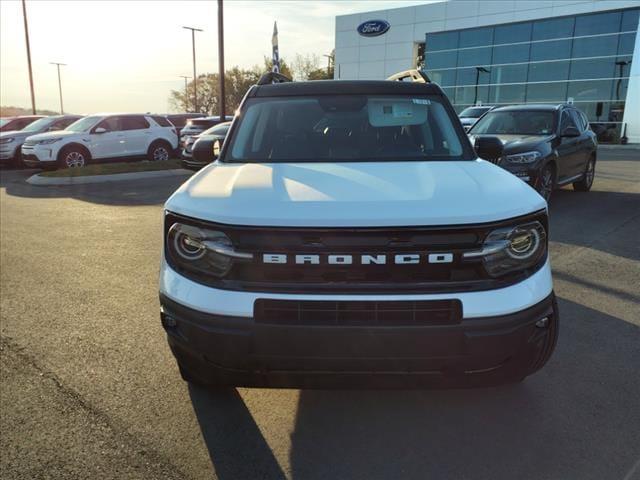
598,144 -> 640,151
26,168 -> 192,186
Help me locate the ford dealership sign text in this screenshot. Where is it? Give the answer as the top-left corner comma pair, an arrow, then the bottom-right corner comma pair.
357,20 -> 390,37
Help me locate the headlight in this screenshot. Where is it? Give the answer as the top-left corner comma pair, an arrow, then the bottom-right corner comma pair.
0,137 -> 15,144
166,221 -> 252,278
38,138 -> 62,145
505,151 -> 541,164
464,221 -> 547,277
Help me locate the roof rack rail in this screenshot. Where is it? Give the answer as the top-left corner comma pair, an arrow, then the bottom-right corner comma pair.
386,69 -> 431,83
257,72 -> 293,86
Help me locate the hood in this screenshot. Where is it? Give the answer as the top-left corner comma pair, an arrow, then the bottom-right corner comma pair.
166,160 -> 546,227
24,130 -> 80,142
0,130 -> 29,139
469,133 -> 552,153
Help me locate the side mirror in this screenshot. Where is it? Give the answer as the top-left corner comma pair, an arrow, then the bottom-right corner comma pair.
192,138 -> 222,164
561,126 -> 580,138
474,136 -> 504,161
94,127 -> 107,134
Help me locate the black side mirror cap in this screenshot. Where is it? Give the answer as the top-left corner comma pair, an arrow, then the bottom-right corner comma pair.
474,136 -> 504,161
192,138 -> 222,164
561,126 -> 580,137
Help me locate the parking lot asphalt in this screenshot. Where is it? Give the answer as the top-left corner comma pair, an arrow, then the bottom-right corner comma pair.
1,151 -> 639,480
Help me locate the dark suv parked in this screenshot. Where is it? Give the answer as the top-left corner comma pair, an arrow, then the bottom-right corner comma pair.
468,104 -> 597,201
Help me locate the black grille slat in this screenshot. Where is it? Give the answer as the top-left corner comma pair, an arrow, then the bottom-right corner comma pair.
255,299 -> 462,326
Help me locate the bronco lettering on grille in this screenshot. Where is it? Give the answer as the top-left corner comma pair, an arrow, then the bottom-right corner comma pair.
262,253 -> 454,265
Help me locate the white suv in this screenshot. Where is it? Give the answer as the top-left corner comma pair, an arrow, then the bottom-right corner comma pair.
22,114 -> 178,169
159,75 -> 558,389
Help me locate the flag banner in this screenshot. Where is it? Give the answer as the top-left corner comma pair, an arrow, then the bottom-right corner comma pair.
272,21 -> 280,74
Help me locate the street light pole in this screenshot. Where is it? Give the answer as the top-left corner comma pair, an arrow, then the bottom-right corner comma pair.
474,66 -> 490,106
218,0 -> 225,120
50,62 -> 66,114
21,0 -> 36,114
615,60 -> 631,101
179,75 -> 190,111
183,26 -> 203,112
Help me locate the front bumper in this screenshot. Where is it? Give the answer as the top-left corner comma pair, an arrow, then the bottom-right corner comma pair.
21,144 -> 57,167
160,261 -> 557,388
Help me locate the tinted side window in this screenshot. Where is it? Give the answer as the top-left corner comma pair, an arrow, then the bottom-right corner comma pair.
95,117 -> 123,132
122,116 -> 150,130
151,115 -> 171,127
52,118 -> 76,130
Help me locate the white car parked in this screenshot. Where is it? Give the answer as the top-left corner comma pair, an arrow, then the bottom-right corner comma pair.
22,114 -> 178,169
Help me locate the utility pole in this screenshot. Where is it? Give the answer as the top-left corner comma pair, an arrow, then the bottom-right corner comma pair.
474,66 -> 490,106
21,0 -> 36,114
323,53 -> 333,76
183,26 -> 203,112
179,75 -> 190,111
218,0 -> 225,119
50,62 -> 66,114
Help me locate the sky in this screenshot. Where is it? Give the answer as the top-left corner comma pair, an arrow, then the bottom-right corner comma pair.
0,0 -> 430,114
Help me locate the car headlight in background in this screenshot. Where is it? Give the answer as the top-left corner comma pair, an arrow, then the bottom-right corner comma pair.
37,138 -> 62,145
464,221 -> 547,277
505,151 -> 541,164
166,221 -> 252,278
0,137 -> 15,144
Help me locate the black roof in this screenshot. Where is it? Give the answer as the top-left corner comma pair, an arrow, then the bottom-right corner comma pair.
250,80 -> 444,97
492,104 -> 567,112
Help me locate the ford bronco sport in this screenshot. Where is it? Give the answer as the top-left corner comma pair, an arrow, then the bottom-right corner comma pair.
159,73 -> 558,388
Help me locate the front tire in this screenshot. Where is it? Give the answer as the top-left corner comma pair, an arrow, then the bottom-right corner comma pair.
573,156 -> 595,192
58,146 -> 88,169
148,141 -> 171,161
537,163 -> 555,202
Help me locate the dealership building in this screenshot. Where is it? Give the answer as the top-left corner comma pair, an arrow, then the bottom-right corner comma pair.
334,0 -> 640,143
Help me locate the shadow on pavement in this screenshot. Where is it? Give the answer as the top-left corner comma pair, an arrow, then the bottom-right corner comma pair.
188,298 -> 640,480
0,168 -> 191,207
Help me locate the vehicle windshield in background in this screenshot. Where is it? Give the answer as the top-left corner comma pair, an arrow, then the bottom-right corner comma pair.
459,107 -> 490,118
20,117 -> 53,132
0,119 -> 9,128
226,95 -> 467,163
65,116 -> 101,132
202,122 -> 231,136
470,111 -> 555,136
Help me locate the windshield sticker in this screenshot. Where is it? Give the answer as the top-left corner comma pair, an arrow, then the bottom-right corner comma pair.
412,98 -> 431,105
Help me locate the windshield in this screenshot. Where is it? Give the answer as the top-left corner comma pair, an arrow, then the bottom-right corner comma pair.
65,116 -> 101,132
202,122 -> 231,136
459,107 -> 490,118
0,119 -> 9,128
21,117 -> 55,132
225,95 -> 468,163
469,111 -> 555,135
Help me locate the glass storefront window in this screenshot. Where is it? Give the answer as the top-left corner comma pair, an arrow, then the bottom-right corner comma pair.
456,67 -> 491,86
621,9 -> 640,31
457,47 -> 492,67
494,22 -> 532,44
491,64 -> 528,84
426,31 -> 459,52
528,61 -> 570,82
489,84 -> 526,104
532,17 -> 575,41
526,83 -> 568,102
572,35 -> 619,58
459,27 -> 493,48
567,80 -> 614,101
426,50 -> 458,69
530,39 -> 572,61
492,43 -> 530,64
429,69 -> 457,87
618,32 -> 637,55
569,58 -> 616,80
455,86 -> 489,105
575,11 -> 622,36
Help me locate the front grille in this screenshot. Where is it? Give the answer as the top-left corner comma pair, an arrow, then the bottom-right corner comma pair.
255,299 -> 462,326
165,211 -> 547,294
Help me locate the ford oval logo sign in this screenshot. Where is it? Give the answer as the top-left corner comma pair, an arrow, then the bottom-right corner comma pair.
357,20 -> 390,37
